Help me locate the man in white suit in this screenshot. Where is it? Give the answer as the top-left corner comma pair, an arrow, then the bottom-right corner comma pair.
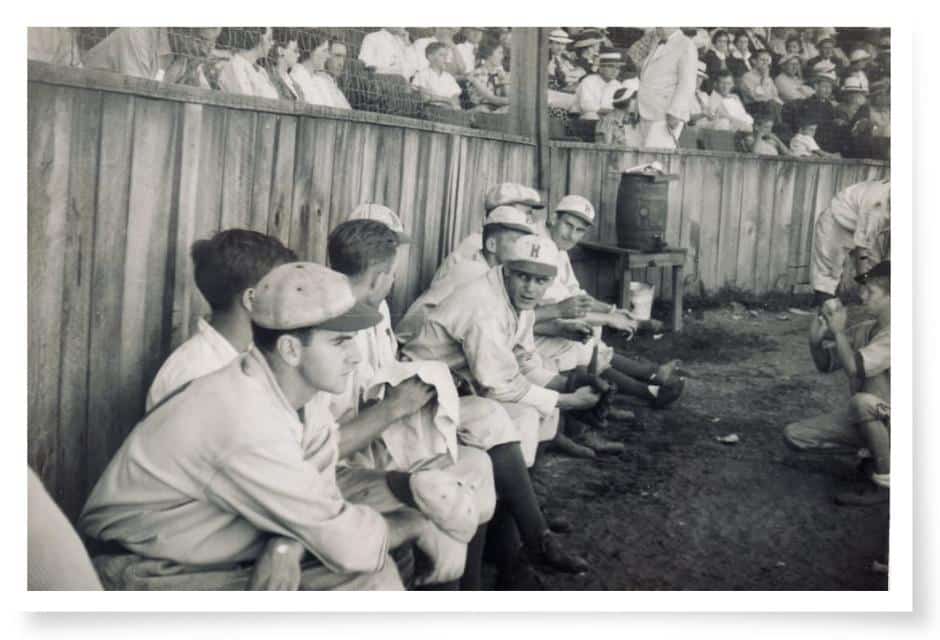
636,27 -> 698,149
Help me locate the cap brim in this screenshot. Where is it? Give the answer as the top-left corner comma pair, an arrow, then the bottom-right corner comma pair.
505,260 -> 557,278
315,300 -> 384,332
395,230 -> 412,244
556,210 -> 594,226
484,221 -> 536,235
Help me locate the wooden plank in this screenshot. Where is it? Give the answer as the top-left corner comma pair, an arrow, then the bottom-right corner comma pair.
56,88 -> 102,520
266,115 -> 298,249
85,91 -> 135,497
659,153 -> 685,300
734,158 -> 762,292
120,96 -> 180,447
714,156 -> 743,290
567,147 -> 601,242
291,117 -> 337,263
389,128 -> 421,318
792,163 -> 820,284
442,134 -> 467,253
356,123 -> 382,206
697,156 -> 725,293
373,126 -> 404,213
249,112 -> 278,233
802,163 -> 837,284
27,83 -> 71,500
455,136 -> 485,243
677,154 -> 705,290
768,161 -> 797,291
219,109 -> 257,230
169,103 -> 204,351
753,160 -> 778,293
418,132 -> 449,289
329,121 -> 365,227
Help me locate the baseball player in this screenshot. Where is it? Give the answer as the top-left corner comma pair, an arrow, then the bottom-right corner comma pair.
327,209 -> 589,586
811,178 -> 890,304
784,261 -> 891,506
80,263 -> 481,590
538,195 -> 685,411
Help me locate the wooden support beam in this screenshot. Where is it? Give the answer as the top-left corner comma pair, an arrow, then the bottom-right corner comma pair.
510,27 -> 550,190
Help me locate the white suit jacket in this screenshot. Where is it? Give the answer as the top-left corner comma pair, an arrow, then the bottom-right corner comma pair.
637,31 -> 698,122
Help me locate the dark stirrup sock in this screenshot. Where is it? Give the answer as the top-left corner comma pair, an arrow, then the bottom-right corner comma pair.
459,524 -> 488,590
611,353 -> 657,380
486,502 -> 523,571
385,471 -> 417,508
488,443 -> 550,549
602,368 -> 656,400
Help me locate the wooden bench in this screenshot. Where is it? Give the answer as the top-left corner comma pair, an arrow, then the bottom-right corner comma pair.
576,241 -> 688,332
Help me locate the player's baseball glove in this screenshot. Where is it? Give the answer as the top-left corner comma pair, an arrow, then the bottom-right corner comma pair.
409,469 -> 479,543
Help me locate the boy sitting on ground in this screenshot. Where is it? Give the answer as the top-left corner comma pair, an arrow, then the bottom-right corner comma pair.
783,261 -> 891,506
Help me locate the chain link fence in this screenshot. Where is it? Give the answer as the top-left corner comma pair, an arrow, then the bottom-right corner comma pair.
28,27 -> 517,134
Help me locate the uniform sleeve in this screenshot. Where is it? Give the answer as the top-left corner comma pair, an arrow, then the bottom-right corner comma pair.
738,73 -> 759,102
207,439 -> 389,575
857,329 -> 890,379
461,314 -> 558,414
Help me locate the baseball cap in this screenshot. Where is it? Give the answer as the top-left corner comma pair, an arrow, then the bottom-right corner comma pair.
842,75 -> 868,93
483,182 -> 545,212
598,48 -> 626,66
849,49 -> 872,63
484,205 -> 538,234
855,260 -> 890,284
549,29 -> 573,44
251,262 -> 382,332
349,203 -> 411,244
555,194 -> 595,226
503,235 -> 559,278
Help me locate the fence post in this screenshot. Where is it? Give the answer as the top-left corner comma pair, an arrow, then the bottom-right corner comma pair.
510,27 -> 550,190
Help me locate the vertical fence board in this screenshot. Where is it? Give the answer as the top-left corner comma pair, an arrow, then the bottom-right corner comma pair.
698,157 -> 725,292
734,161 -> 762,292
292,118 -> 337,263
266,116 -> 298,249
219,109 -> 256,230
248,113 -> 278,233
753,161 -> 778,293
85,92 -> 135,497
769,162 -> 797,290
56,89 -> 102,520
677,155 -> 705,289
27,83 -> 72,498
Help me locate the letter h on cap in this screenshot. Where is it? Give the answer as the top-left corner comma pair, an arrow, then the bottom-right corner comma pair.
530,244 -> 541,258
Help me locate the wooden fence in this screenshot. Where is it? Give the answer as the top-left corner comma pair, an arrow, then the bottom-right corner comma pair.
550,142 -> 889,303
27,62 -> 536,520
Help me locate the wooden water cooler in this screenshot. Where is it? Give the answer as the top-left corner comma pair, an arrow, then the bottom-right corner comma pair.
616,170 -> 679,251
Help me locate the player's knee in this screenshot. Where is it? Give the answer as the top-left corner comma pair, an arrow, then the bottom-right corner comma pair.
782,422 -> 807,450
848,393 -> 888,424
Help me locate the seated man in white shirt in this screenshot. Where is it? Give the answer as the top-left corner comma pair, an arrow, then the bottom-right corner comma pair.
146,229 -> 297,411
706,70 -> 754,132
302,40 -> 353,110
328,211 -> 588,587
216,27 -> 280,99
570,48 -> 629,121
358,27 -> 418,80
411,41 -> 463,110
81,263 -> 482,590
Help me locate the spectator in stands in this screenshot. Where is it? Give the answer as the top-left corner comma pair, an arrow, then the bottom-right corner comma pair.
216,27 -> 279,100
571,31 -> 604,76
626,28 -> 658,70
768,28 -> 795,57
846,49 -> 872,94
743,28 -> 771,53
163,28 -> 223,89
497,29 -> 513,72
411,28 -> 462,77
27,27 -> 83,67
707,69 -> 754,132
455,27 -> 484,77
467,41 -> 511,113
636,28 -> 697,149
868,33 -> 890,83
688,61 -> 715,128
796,28 -> 820,63
547,29 -> 583,92
835,75 -> 869,130
411,41 -> 462,110
790,63 -> 841,152
727,30 -> 752,79
775,54 -> 815,102
751,105 -> 792,156
290,32 -> 323,102
357,28 -> 419,81
849,78 -> 890,160
595,85 -> 642,146
790,109 -> 840,158
570,48 -> 630,121
703,29 -> 732,83
739,49 -> 783,122
804,35 -> 844,80
83,27 -> 172,81
262,29 -> 305,101
782,36 -> 804,71
303,40 -> 353,110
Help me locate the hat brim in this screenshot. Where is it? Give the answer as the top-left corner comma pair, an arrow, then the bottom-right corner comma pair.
483,221 -> 535,235
549,37 -> 573,44
555,209 -> 594,226
573,38 -> 602,48
315,300 -> 384,332
394,230 -> 412,244
505,260 -> 557,278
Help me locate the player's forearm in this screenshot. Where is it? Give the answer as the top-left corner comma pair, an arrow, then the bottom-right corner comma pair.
808,336 -> 833,373
337,401 -> 407,459
831,329 -> 859,381
534,303 -> 562,322
384,508 -> 429,549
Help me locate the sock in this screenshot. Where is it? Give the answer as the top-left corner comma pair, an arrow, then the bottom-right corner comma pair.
488,443 -> 549,550
459,524 -> 487,590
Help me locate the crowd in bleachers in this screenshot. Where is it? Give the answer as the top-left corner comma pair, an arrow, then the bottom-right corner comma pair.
27,27 -> 889,159
551,27 -> 890,160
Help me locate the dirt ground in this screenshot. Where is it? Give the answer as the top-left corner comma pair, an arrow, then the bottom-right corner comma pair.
521,300 -> 890,590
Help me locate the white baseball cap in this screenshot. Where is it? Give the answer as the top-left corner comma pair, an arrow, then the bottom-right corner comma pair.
503,235 -> 559,278
555,194 -> 595,226
251,262 -> 382,331
348,203 -> 411,243
484,205 -> 538,234
484,182 -> 545,212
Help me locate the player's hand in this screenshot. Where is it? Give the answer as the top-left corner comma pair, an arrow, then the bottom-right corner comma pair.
606,311 -> 638,333
556,295 -> 593,319
822,300 -> 847,332
386,377 -> 436,419
809,313 -> 831,343
414,523 -> 468,586
566,386 -> 601,410
559,320 -> 594,342
249,537 -> 304,590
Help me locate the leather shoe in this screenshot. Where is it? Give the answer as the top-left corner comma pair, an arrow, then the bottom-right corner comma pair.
582,431 -> 626,455
651,378 -> 685,409
551,432 -> 596,459
834,484 -> 889,506
533,531 -> 589,574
